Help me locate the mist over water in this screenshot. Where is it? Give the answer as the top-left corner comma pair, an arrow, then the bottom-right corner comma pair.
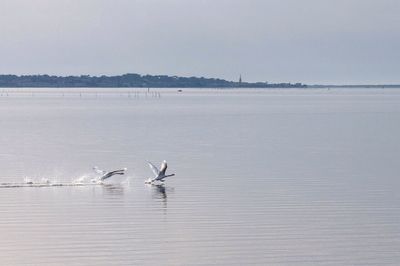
0,88 -> 399,265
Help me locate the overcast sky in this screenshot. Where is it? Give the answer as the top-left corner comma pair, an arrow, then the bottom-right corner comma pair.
0,0 -> 399,84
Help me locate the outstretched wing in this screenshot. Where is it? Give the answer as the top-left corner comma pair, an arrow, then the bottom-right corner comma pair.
156,173 -> 175,181
148,162 -> 160,177
159,161 -> 167,175
100,169 -> 126,180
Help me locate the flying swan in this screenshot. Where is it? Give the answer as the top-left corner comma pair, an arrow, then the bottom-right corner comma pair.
146,160 -> 175,184
93,166 -> 127,181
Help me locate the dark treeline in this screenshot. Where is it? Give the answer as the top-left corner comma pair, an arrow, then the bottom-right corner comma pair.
0,74 -> 306,88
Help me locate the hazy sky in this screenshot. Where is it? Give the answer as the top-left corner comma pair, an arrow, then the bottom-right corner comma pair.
0,0 -> 399,84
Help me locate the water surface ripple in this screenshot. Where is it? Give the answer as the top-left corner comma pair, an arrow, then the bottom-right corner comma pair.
0,88 -> 399,265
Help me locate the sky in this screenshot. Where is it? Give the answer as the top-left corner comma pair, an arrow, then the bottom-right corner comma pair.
0,0 -> 399,84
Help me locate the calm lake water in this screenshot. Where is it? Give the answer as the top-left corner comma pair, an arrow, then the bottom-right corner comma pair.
0,88 -> 399,265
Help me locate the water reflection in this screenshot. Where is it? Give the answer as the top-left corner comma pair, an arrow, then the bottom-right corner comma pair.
2,89 -> 399,265
102,184 -> 124,195
147,184 -> 175,211
153,184 -> 167,199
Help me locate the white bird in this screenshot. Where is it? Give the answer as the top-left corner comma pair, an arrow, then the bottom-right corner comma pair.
93,166 -> 127,181
146,160 -> 175,184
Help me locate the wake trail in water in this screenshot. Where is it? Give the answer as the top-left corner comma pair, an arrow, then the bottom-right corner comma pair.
0,182 -> 102,188
0,175 -> 105,188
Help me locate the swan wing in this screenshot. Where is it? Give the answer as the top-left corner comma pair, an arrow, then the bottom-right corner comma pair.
156,173 -> 175,182
148,162 -> 160,177
159,161 -> 167,175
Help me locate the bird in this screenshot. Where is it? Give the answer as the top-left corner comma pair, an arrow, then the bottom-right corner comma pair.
93,166 -> 127,181
146,160 -> 175,184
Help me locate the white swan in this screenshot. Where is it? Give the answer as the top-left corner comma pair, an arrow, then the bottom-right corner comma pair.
93,166 -> 127,181
146,160 -> 175,184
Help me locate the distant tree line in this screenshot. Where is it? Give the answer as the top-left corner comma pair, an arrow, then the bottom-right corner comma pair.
0,74 -> 307,88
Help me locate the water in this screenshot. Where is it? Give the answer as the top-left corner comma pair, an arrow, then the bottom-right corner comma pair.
0,88 -> 399,265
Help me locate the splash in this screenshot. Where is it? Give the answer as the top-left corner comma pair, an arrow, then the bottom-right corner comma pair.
0,176 -> 104,188
24,177 -> 34,184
